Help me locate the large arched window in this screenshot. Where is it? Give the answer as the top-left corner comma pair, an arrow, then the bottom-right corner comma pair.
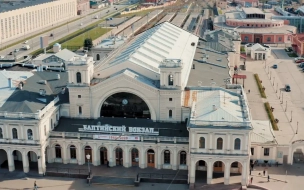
217,137 -> 223,150
234,138 -> 241,150
70,145 -> 76,159
168,74 -> 173,86
0,128 -> 2,139
96,54 -> 100,60
76,72 -> 81,83
199,137 -> 205,148
55,144 -> 62,158
27,129 -> 33,140
164,150 -> 170,164
12,128 -> 18,139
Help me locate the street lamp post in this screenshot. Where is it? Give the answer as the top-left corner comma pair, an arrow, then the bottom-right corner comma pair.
296,122 -> 299,134
285,101 -> 287,112
276,83 -> 278,93
273,76 -> 275,86
290,111 -> 292,122
281,92 -> 284,104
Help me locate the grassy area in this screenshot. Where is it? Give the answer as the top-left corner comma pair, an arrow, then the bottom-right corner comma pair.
264,102 -> 279,131
287,52 -> 298,57
30,5 -> 135,56
240,46 -> 245,52
62,28 -> 110,47
115,9 -> 156,18
254,73 -> 267,98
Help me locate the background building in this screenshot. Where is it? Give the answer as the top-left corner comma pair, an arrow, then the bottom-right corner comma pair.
77,0 -> 90,15
0,0 -> 77,44
213,8 -> 296,44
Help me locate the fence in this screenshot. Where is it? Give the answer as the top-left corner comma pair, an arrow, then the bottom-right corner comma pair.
137,173 -> 188,184
46,167 -> 89,178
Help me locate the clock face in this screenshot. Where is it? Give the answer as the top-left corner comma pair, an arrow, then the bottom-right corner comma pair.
122,99 -> 128,105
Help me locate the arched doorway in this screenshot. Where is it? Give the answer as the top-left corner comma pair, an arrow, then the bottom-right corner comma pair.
293,148 -> 304,163
100,92 -> 151,119
96,54 -> 100,60
100,147 -> 107,165
213,161 -> 225,184
115,147 -> 123,166
0,149 -> 8,170
28,151 -> 38,172
147,149 -> 155,168
12,150 -> 23,170
195,160 -> 207,183
179,151 -> 187,165
131,148 -> 139,166
84,146 -> 92,163
230,161 -> 242,184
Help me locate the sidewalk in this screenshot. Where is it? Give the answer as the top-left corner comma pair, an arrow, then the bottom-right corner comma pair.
241,56 -> 299,145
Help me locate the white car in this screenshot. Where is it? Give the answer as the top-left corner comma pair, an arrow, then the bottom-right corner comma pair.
24,40 -> 28,44
294,57 -> 304,61
14,49 -> 19,52
0,55 -> 4,59
80,23 -> 83,26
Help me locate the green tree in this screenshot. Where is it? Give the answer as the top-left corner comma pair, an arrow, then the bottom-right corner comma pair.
83,38 -> 93,50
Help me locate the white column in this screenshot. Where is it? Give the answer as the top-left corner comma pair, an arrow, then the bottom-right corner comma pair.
92,144 -> 98,166
172,148 -> 177,170
77,144 -> 83,165
224,162 -> 230,185
207,162 -> 213,184
139,146 -> 145,168
40,149 -> 46,175
241,160 -> 248,186
38,155 -> 43,175
63,145 -> 68,164
288,145 -> 293,165
189,158 -> 196,184
7,149 -> 15,172
123,145 -> 129,168
22,151 -> 29,173
109,144 -> 114,167
157,146 -> 162,169
46,147 -> 52,163
209,133 -> 214,154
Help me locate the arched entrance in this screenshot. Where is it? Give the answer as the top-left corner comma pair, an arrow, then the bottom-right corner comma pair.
96,54 -> 100,60
195,160 -> 207,183
100,147 -> 107,165
84,146 -> 92,163
147,149 -> 155,168
28,151 -> 38,172
0,149 -> 8,170
213,161 -> 225,184
115,147 -> 123,166
100,92 -> 151,119
131,148 -> 139,166
12,150 -> 23,170
230,161 -> 242,184
293,148 -> 304,163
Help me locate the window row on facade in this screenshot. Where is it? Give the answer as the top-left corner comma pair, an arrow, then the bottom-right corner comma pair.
199,137 -> 241,150
0,1 -> 76,40
0,128 -> 33,140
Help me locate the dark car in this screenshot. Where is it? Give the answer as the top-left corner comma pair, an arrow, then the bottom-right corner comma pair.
273,64 -> 278,69
50,33 -> 53,37
8,52 -> 13,55
285,84 -> 291,92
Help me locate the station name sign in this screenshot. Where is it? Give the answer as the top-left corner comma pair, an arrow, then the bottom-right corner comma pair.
78,124 -> 159,135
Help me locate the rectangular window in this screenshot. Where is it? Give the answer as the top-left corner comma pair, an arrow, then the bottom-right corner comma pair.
78,95 -> 81,98
264,148 -> 270,156
278,37 -> 282,41
251,148 -> 254,155
79,106 -> 82,115
267,37 -> 271,42
169,98 -> 172,101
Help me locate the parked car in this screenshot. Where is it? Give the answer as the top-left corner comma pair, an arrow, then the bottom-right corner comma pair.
22,45 -> 30,50
285,47 -> 292,52
24,40 -> 28,44
294,57 -> 304,62
295,59 -> 304,63
285,84 -> 291,92
299,63 -> 304,68
8,52 -> 13,55
14,48 -> 19,52
106,17 -> 113,21
50,33 -> 53,37
273,64 -> 278,69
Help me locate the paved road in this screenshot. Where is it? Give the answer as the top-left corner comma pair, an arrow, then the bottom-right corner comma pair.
0,2 -> 133,60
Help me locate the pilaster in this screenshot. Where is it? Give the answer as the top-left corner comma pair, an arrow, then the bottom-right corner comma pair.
77,143 -> 83,165
241,160 -> 248,186
109,144 -> 114,167
7,149 -> 15,172
139,146 -> 145,168
92,144 -> 98,166
63,142 -> 68,164
157,146 -> 162,169
207,162 -> 213,184
224,162 -> 230,185
124,145 -> 130,167
22,150 -> 29,173
172,147 -> 177,170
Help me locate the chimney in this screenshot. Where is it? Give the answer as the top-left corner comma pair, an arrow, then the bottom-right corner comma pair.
8,78 -> 12,89
57,74 -> 60,80
213,105 -> 217,111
